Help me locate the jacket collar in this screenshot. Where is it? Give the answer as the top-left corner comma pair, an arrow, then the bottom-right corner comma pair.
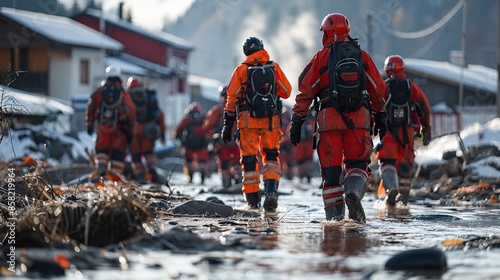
244,49 -> 270,64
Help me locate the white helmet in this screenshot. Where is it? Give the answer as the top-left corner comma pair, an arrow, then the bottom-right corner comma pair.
105,65 -> 121,78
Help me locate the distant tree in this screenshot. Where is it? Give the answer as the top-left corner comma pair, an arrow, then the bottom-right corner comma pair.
126,9 -> 132,23
0,0 -> 63,15
71,0 -> 80,15
87,0 -> 102,11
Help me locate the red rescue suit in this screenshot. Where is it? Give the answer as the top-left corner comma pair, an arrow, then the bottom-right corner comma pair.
292,36 -> 386,214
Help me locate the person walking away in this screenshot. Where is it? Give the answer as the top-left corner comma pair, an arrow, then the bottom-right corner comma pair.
376,55 -> 432,206
222,36 -> 292,212
203,85 -> 242,189
288,13 -> 387,223
173,102 -> 210,184
289,111 -> 317,183
279,106 -> 295,180
86,65 -> 136,182
127,76 -> 166,183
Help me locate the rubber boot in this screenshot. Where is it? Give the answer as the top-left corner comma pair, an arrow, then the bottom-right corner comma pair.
381,166 -> 399,206
344,175 -> 367,224
325,203 -> 345,221
244,191 -> 261,210
263,179 -> 279,212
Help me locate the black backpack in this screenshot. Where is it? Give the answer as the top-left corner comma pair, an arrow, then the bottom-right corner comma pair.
327,40 -> 368,113
244,61 -> 279,118
99,84 -> 123,126
181,113 -> 207,150
130,88 -> 160,122
386,79 -> 412,126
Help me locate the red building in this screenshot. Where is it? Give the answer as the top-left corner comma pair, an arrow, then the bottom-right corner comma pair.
74,9 -> 193,94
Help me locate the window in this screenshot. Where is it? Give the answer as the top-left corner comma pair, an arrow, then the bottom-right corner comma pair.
80,59 -> 89,84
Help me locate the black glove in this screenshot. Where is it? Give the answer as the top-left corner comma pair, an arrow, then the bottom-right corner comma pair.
289,114 -> 305,146
373,112 -> 388,140
87,128 -> 93,136
422,130 -> 432,146
221,111 -> 236,144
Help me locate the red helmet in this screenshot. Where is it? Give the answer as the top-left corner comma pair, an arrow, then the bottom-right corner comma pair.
384,55 -> 405,77
126,76 -> 143,90
320,13 -> 350,45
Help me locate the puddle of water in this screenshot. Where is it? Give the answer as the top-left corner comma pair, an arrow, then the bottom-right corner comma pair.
12,173 -> 500,279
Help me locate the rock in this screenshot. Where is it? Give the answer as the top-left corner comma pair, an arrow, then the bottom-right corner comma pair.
171,200 -> 234,217
121,226 -> 226,251
384,248 -> 447,273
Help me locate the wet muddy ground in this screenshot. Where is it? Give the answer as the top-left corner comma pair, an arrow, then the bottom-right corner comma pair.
4,170 -> 500,280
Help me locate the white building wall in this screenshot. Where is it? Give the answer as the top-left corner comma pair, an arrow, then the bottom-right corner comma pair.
73,48 -> 106,98
48,54 -> 72,101
49,48 -> 105,102
164,93 -> 190,140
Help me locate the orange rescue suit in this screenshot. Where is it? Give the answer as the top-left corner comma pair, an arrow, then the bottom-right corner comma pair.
224,49 -> 292,194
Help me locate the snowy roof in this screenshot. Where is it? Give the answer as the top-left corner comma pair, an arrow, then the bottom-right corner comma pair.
119,53 -> 173,76
0,7 -> 122,51
105,56 -> 148,76
1,86 -> 74,116
188,75 -> 224,102
404,58 -> 498,94
85,9 -> 194,51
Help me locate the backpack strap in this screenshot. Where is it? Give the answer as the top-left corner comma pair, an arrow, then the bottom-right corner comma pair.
239,61 -> 276,112
241,61 -> 278,131
387,78 -> 412,147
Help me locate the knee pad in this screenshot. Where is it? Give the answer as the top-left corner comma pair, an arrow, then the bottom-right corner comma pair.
220,160 -> 230,170
398,163 -> 413,179
321,166 -> 342,186
110,150 -> 125,162
379,158 -> 397,166
242,155 -> 257,171
262,148 -> 279,161
132,153 -> 142,163
345,160 -> 368,171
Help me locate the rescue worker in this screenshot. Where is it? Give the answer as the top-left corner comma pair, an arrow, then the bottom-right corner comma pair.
288,111 -> 317,183
203,85 -> 241,189
222,36 -> 292,212
377,55 -> 432,206
289,13 -> 387,223
279,106 -> 295,180
127,76 -> 166,183
86,65 -> 136,182
173,102 -> 210,184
